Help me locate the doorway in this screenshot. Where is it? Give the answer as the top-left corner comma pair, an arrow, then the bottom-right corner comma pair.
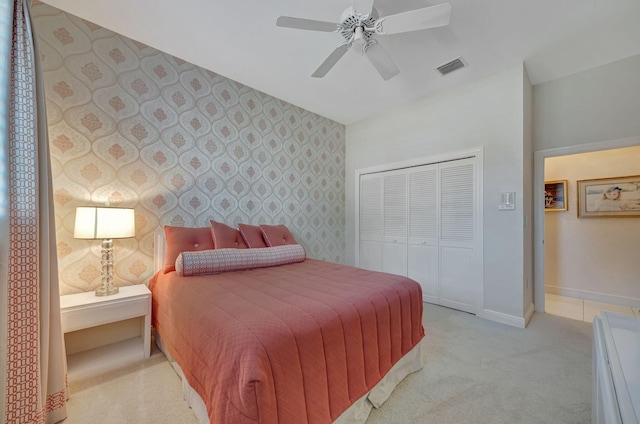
533,137 -> 640,316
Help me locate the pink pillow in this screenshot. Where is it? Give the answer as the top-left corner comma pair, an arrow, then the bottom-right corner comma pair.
210,220 -> 248,249
163,226 -> 214,273
260,224 -> 297,247
238,223 -> 268,248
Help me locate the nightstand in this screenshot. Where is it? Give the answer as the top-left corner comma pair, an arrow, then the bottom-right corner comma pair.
60,285 -> 151,376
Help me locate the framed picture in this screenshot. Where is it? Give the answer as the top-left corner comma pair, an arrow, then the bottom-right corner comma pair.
544,180 -> 568,211
577,175 -> 640,218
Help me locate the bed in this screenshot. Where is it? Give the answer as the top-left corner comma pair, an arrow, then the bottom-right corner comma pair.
149,224 -> 425,424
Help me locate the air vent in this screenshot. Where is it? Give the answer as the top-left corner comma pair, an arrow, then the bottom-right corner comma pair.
436,57 -> 466,76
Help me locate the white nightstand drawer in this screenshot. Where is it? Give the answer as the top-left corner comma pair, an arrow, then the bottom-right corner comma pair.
61,296 -> 148,332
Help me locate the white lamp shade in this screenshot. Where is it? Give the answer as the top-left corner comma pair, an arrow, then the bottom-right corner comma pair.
74,207 -> 135,239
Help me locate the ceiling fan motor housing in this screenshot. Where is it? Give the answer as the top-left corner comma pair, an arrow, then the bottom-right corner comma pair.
339,7 -> 378,44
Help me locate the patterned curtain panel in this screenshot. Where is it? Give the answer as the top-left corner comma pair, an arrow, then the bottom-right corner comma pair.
0,1 -> 68,423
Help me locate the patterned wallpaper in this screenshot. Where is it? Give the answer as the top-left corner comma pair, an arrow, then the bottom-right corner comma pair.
31,3 -> 346,295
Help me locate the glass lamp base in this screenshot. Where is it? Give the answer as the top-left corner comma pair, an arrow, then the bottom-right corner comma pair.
95,284 -> 119,296
96,238 -> 118,296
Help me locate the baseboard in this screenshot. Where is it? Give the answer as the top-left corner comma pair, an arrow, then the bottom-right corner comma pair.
479,309 -> 527,329
546,285 -> 640,308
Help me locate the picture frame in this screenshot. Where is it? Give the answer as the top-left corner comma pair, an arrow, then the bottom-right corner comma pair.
577,175 -> 640,218
544,180 -> 568,211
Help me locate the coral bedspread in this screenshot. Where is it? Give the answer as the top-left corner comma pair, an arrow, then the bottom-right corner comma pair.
149,259 -> 424,424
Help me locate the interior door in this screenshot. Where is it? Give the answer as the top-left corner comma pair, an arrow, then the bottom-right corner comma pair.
382,169 -> 408,276
359,173 -> 383,272
438,158 -> 477,313
407,164 -> 439,303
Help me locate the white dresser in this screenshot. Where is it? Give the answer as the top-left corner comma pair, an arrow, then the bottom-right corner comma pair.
593,312 -> 640,424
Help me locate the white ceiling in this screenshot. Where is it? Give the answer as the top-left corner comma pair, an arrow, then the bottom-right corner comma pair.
40,0 -> 640,125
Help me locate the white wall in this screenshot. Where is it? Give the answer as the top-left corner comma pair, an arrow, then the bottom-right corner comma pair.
534,54 -> 640,151
544,147 -> 640,306
533,53 -> 640,310
346,63 -> 531,323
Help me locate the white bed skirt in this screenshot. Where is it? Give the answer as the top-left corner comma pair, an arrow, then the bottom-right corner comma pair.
156,332 -> 424,424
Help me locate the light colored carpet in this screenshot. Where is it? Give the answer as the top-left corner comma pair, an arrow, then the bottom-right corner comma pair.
366,304 -> 592,424
63,347 -> 198,424
62,303 -> 592,424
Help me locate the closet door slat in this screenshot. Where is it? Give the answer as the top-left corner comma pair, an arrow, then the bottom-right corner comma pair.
440,163 -> 474,242
409,166 -> 438,241
383,171 -> 408,240
360,174 -> 383,241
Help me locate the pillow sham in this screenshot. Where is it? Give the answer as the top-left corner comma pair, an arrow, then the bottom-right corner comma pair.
163,226 -> 214,273
260,224 -> 297,247
175,244 -> 306,276
238,223 -> 268,248
210,220 -> 248,249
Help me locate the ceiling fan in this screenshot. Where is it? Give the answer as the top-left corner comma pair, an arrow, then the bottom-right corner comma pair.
276,0 -> 452,81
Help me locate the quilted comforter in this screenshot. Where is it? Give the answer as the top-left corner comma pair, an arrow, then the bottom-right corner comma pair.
149,259 -> 424,424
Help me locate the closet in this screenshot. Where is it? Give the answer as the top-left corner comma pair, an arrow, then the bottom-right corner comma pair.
358,157 -> 480,314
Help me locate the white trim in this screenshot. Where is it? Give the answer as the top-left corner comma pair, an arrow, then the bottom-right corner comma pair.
479,308 -> 529,329
545,285 -> 640,308
475,149 -> 485,317
154,228 -> 166,276
524,302 -> 535,326
533,135 -> 640,313
355,147 -> 480,177
355,147 -> 484,315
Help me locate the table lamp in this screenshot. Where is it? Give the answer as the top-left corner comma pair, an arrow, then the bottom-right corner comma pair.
74,206 -> 135,296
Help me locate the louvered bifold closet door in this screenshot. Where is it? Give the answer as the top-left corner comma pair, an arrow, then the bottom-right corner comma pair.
382,169 -> 408,276
438,158 -> 476,313
407,164 -> 439,303
359,173 -> 383,272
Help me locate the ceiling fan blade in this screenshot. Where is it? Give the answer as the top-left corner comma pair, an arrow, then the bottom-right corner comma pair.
352,0 -> 375,17
364,40 -> 399,81
376,2 -> 451,35
311,44 -> 351,78
276,16 -> 339,32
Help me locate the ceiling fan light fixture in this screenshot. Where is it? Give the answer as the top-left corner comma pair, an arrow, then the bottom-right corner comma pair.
353,26 -> 366,48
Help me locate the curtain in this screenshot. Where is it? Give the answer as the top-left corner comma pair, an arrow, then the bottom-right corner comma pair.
0,0 -> 68,423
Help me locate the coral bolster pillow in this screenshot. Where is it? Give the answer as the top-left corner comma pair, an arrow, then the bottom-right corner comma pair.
176,244 -> 306,276
260,224 -> 297,247
210,220 -> 248,249
238,223 -> 268,248
163,226 -> 214,273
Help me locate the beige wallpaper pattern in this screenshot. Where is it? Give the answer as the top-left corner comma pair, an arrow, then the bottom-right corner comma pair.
32,3 -> 345,295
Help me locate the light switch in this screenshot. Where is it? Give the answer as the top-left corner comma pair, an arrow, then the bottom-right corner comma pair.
498,192 -> 516,210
